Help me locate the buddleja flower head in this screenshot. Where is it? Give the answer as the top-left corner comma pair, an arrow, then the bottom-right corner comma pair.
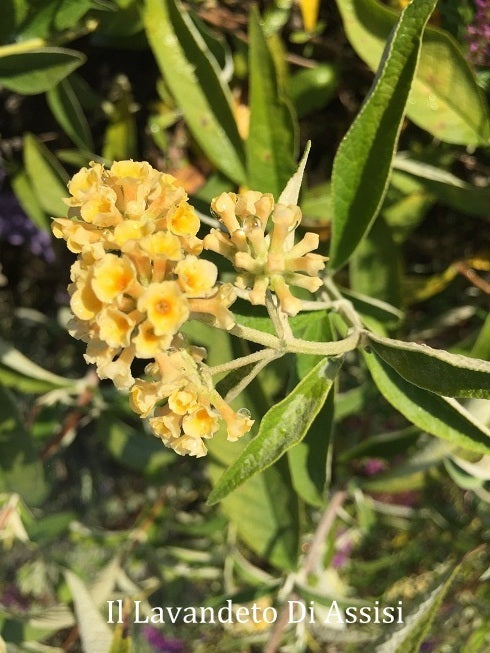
204,190 -> 327,315
53,161 -> 253,457
53,161 -> 236,390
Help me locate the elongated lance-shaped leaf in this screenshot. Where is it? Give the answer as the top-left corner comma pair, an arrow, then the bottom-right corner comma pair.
330,0 -> 436,270
288,312 -> 335,506
367,332 -> 490,399
374,550 -> 483,653
46,76 -> 94,151
0,48 -> 85,95
350,214 -> 402,308
363,351 -> 490,456
23,132 -> 69,217
143,0 -> 246,185
0,337 -> 79,393
393,154 -> 490,218
65,570 -> 112,653
247,7 -> 297,198
11,168 -> 49,232
208,356 -> 342,505
336,0 -> 490,146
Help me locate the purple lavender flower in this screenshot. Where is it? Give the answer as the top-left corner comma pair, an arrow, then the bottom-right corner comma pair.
142,625 -> 187,653
0,171 -> 55,263
466,0 -> 490,66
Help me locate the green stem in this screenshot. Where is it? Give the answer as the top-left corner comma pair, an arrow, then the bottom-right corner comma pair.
229,323 -> 282,349
228,322 -> 360,356
209,348 -> 276,375
323,275 -> 363,329
224,351 -> 282,402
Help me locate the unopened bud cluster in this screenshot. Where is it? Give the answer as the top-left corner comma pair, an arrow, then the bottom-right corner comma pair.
204,191 -> 327,316
52,161 -> 250,456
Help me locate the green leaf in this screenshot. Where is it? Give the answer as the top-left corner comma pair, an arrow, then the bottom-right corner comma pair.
374,550 -> 483,653
288,312 -> 335,506
444,458 -> 484,490
288,63 -> 338,118
247,7 -> 297,198
52,0 -> 98,31
23,133 -> 68,217
382,169 -> 434,242
471,314 -> 490,361
208,451 -> 300,570
0,0 -> 18,46
350,214 -> 402,308
288,389 -> 334,507
367,332 -> 490,399
338,425 -> 418,462
143,0 -> 246,184
339,287 -> 403,328
0,48 -> 85,94
300,181 -> 333,222
0,386 -> 47,506
363,350 -> 490,456
393,154 -> 490,218
208,356 -> 341,505
65,570 -> 112,653
234,304 -> 330,337
336,0 -> 489,145
46,76 -> 94,151
28,511 -> 77,543
361,438 -> 452,493
330,0 -> 436,270
99,416 -> 175,474
0,337 -> 77,393
10,168 -> 49,232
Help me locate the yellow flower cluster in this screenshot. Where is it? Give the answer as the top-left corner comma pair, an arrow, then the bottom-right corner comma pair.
52,160 -> 251,456
204,191 -> 327,316
130,344 -> 253,457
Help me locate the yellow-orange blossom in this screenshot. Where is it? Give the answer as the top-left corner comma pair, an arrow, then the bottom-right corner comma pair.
53,160 -> 252,457
53,161 -> 327,457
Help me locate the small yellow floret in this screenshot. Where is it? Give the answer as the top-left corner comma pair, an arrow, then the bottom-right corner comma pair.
168,203 -> 200,236
137,281 -> 189,337
140,232 -> 182,260
168,388 -> 198,415
133,320 -> 170,357
97,307 -> 134,348
175,256 -> 218,297
182,406 -> 220,439
91,254 -> 136,303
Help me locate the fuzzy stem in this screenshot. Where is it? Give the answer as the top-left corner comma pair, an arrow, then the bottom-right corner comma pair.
265,291 -> 285,339
228,322 -> 360,356
209,348 -> 277,376
225,351 -> 282,402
